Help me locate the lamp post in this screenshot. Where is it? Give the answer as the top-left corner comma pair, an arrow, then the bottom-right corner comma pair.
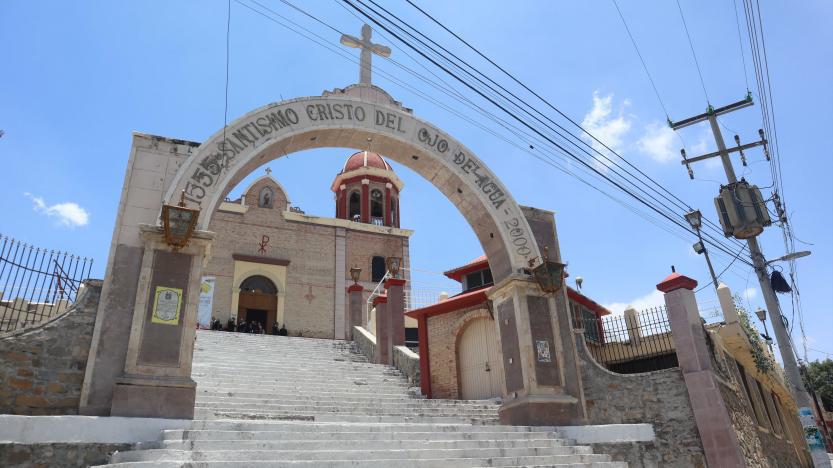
685,209 -> 719,292
530,247 -> 567,294
385,256 -> 402,279
349,266 -> 362,284
161,190 -> 200,251
755,307 -> 774,353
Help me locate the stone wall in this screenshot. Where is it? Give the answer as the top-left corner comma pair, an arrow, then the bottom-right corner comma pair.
0,280 -> 101,415
393,345 -> 420,386
719,348 -> 811,467
352,326 -> 376,363
576,335 -> 706,467
0,442 -> 129,468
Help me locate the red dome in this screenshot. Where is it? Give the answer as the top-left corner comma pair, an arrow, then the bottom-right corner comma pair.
343,151 -> 393,173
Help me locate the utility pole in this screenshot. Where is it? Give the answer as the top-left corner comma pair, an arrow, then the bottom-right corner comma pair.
671,95 -> 828,466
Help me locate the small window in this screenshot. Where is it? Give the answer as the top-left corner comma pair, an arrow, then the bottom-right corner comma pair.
391,198 -> 398,226
482,269 -> 493,286
240,275 -> 277,294
370,189 -> 384,218
466,271 -> 483,289
258,187 -> 274,208
371,256 -> 386,282
349,192 -> 361,220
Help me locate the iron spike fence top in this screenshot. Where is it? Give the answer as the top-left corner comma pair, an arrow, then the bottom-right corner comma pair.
0,233 -> 94,332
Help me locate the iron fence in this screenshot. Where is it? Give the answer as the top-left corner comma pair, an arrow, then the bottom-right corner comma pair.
579,306 -> 678,374
0,234 -> 93,332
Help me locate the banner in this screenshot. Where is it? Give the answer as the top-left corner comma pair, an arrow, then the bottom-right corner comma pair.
197,276 -> 216,329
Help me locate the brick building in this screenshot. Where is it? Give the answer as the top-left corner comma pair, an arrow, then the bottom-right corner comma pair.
201,150 -> 412,339
406,255 -> 610,400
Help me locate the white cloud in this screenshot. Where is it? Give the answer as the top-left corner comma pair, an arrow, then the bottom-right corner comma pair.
581,92 -> 632,167
603,289 -> 665,316
637,121 -> 678,163
24,193 -> 89,227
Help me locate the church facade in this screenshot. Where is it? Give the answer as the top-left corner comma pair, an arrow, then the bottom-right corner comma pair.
200,149 -> 411,339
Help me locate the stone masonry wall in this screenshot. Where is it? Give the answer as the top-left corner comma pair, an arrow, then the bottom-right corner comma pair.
0,442 -> 130,468
0,280 -> 101,415
576,336 -> 706,467
719,349 -> 811,467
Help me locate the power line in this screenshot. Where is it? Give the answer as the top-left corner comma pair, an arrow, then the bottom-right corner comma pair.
694,244 -> 748,293
732,0 -> 751,91
674,0 -> 710,104
344,0 -> 748,264
611,0 -> 670,119
221,0 -> 232,168
236,0 -> 753,276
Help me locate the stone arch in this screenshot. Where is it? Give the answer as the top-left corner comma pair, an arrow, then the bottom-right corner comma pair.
163,86 -> 540,282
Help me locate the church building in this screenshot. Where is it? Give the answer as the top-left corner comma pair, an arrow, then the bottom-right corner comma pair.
200,149 -> 412,340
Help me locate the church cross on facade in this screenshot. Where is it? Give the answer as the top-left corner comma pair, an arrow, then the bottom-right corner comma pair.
340,24 -> 391,85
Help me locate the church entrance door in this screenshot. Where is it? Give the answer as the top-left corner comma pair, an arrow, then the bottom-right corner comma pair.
238,275 -> 278,332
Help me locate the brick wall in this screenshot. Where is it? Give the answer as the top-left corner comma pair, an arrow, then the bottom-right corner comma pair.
0,280 -> 101,415
425,305 -> 490,399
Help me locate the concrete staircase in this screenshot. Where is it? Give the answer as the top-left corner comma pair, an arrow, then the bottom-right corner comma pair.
98,330 -> 626,467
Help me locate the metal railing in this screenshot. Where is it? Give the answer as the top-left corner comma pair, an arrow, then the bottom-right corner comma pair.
579,306 -> 678,374
0,234 -> 93,332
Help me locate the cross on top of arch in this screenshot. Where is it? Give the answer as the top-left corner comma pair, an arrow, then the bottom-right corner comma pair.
340,24 -> 391,85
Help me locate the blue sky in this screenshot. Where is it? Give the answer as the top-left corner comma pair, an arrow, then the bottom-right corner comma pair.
1,1 -> 831,362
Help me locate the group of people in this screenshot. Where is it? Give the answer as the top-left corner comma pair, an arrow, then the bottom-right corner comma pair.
209,317 -> 288,336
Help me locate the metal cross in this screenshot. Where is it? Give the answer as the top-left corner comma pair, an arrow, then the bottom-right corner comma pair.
340,24 -> 391,85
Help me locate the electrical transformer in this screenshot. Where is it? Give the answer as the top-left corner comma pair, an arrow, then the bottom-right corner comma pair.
714,180 -> 772,239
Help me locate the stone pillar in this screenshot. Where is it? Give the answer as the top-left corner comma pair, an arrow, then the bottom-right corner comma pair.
487,276 -> 586,426
373,295 -> 389,364
346,284 -> 364,341
109,225 -> 213,420
716,282 -> 739,323
657,272 -> 745,467
384,278 -> 406,352
623,306 -> 641,346
360,179 -> 369,223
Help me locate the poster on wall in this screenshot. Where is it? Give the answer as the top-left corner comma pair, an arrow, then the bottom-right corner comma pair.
197,276 -> 216,329
152,286 -> 182,325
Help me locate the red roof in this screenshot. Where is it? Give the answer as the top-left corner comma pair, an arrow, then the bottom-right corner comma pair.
343,151 -> 393,173
443,255 -> 488,282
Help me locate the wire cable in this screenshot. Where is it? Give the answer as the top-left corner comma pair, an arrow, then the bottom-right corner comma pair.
675,0 -> 710,103
611,0 -> 670,119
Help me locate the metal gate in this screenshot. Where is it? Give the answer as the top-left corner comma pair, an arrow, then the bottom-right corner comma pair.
458,316 -> 505,400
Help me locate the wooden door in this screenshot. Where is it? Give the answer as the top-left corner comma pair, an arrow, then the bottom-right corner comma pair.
238,292 -> 277,331
458,317 -> 505,400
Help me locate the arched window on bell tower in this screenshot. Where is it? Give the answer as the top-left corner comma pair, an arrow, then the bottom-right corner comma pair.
349,192 -> 361,221
391,197 -> 398,228
370,189 -> 384,225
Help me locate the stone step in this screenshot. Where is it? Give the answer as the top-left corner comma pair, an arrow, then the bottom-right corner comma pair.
194,402 -> 498,415
161,430 -> 563,442
193,410 -> 499,424
196,388 -> 422,399
182,421 -> 556,433
195,390 -> 490,405
195,396 -> 497,410
110,448 -> 612,464
98,459 -> 627,468
194,377 -> 410,387
141,438 -> 575,452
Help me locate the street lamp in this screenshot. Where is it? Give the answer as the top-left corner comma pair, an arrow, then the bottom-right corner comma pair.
349,266 -> 362,284
385,256 -> 402,278
766,250 -> 811,265
755,307 -> 774,352
530,247 -> 567,294
161,191 -> 200,251
685,209 -> 719,292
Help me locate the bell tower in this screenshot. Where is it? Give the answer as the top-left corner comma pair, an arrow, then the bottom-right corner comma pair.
331,150 -> 404,228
